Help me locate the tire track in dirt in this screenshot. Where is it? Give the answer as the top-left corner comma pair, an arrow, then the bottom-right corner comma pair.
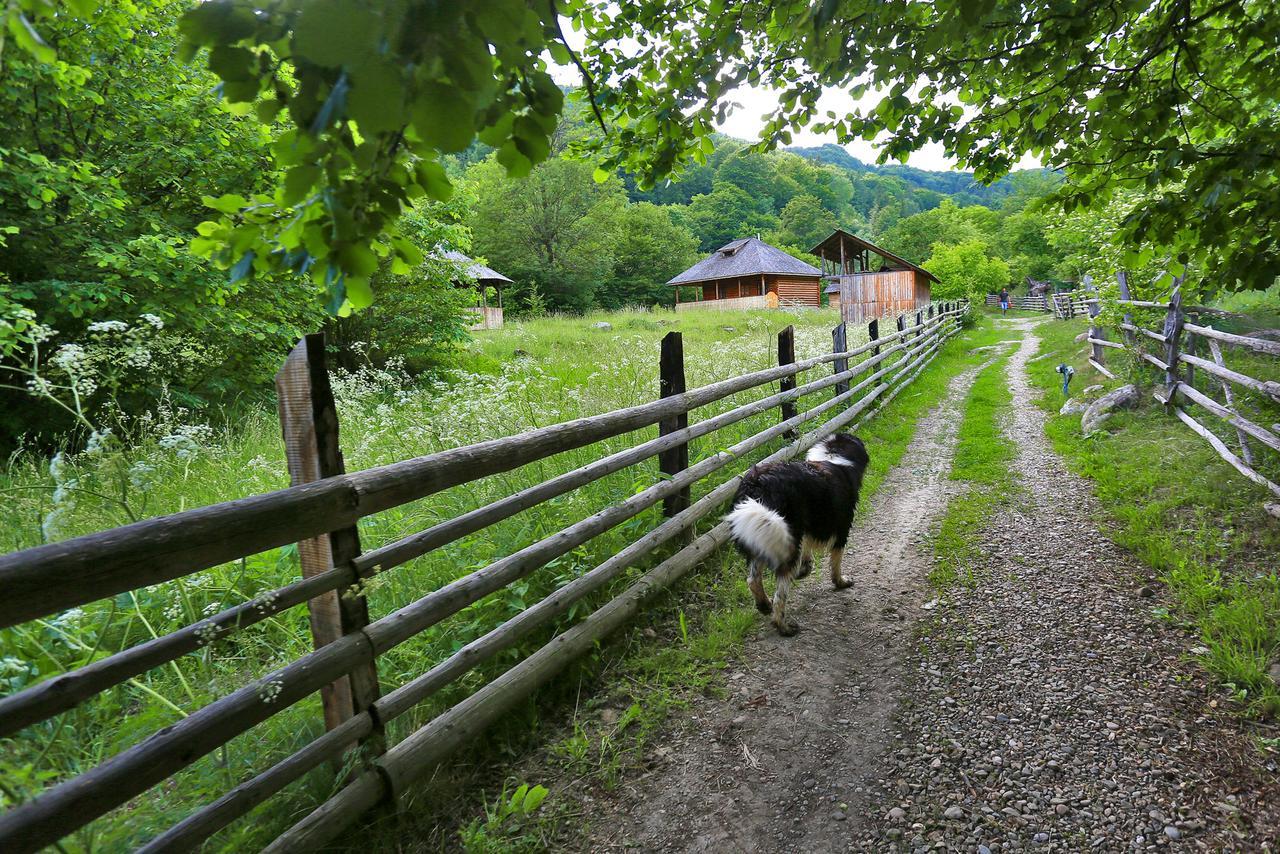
574,347 -> 1011,853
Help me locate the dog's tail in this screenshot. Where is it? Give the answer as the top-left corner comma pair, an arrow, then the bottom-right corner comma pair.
725,498 -> 793,570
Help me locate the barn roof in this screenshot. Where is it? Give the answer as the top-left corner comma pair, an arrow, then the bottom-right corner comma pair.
439,250 -> 513,286
666,237 -> 821,286
809,229 -> 940,284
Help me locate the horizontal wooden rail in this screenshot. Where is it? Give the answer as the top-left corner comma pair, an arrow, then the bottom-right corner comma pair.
1087,337 -> 1125,350
1175,382 -> 1280,454
1140,352 -> 1170,372
1174,407 -> 1280,500
1115,299 -> 1171,309
1119,322 -> 1166,344
1183,322 -> 1280,357
0,317 -> 961,852
1089,358 -> 1117,380
1177,352 -> 1280,402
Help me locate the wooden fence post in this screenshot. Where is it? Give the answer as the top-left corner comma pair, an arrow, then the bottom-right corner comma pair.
658,331 -> 690,519
915,310 -> 923,340
276,334 -> 381,741
778,325 -> 797,440
1116,271 -> 1136,351
1161,278 -> 1185,413
831,322 -> 849,397
1086,275 -> 1104,366
867,318 -> 881,385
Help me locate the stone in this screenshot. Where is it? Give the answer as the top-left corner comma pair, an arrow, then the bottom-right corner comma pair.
1164,826 -> 1181,840
944,805 -> 965,820
1268,662 -> 1280,687
721,326 -> 736,332
888,807 -> 907,822
1060,398 -> 1088,416
1081,384 -> 1140,436
831,810 -> 847,821
592,321 -> 613,330
1081,384 -> 1105,398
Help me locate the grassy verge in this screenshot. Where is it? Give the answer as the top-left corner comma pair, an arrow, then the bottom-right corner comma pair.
404,312 -> 1029,850
1027,317 -> 1280,719
929,347 -> 1017,590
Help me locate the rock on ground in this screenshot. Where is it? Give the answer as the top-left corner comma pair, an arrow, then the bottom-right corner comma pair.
1081,384 -> 1139,436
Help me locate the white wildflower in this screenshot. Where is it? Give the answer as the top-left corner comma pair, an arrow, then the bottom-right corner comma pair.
50,343 -> 89,372
139,313 -> 164,329
87,320 -> 129,334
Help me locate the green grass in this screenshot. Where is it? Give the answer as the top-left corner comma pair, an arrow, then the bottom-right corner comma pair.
1027,316 -> 1280,718
929,346 -> 1017,590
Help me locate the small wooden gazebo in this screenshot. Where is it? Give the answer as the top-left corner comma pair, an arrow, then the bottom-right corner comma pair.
809,229 -> 938,324
442,250 -> 512,330
667,237 -> 822,311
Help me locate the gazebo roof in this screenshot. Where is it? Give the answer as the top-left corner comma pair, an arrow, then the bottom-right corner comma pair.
440,250 -> 513,286
808,229 -> 940,284
666,237 -> 820,286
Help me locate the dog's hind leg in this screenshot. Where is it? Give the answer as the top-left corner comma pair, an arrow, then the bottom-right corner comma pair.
772,567 -> 798,636
746,560 -> 771,614
795,543 -> 814,580
829,546 -> 853,590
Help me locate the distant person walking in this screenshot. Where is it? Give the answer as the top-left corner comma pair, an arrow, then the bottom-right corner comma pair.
999,288 -> 1010,314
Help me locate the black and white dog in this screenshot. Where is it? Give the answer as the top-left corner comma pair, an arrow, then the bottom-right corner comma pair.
725,433 -> 869,636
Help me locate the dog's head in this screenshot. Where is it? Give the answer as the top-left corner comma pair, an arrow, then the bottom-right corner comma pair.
805,433 -> 869,470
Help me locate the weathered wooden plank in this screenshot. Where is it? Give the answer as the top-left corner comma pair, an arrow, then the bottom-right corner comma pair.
657,332 -> 690,518
276,334 -> 377,731
1087,338 -> 1125,350
1089,358 -> 1118,380
1206,337 -> 1255,466
779,325 -> 797,439
1175,408 -> 1280,499
1178,351 -> 1280,402
1115,299 -> 1172,309
1162,281 -> 1185,413
832,323 -> 849,396
1183,322 -> 1280,357
1119,322 -> 1166,344
1141,352 -> 1170,372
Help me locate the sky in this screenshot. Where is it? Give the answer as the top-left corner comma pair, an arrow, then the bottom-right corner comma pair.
713,84 -> 961,172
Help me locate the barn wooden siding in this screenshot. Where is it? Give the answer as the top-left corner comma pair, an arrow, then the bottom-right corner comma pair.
773,275 -> 821,307
838,271 -> 926,324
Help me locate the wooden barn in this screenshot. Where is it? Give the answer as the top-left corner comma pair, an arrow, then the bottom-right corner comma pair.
667,237 -> 822,312
810,229 -> 938,325
442,250 -> 512,330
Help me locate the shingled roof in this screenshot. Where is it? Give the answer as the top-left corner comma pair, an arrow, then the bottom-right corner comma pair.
666,237 -> 821,286
439,250 -> 513,286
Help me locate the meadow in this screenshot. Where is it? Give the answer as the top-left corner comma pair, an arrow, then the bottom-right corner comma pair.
0,305 -> 897,850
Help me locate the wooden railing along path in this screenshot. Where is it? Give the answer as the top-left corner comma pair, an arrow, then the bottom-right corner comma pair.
1080,275 -> 1280,512
0,302 -> 969,851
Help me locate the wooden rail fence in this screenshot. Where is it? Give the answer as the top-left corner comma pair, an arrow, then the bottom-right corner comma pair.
985,293 -> 1050,312
0,302 -> 969,851
1079,274 -> 1280,512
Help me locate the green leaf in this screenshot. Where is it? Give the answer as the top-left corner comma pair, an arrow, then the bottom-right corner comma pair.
9,13 -> 56,64
521,784 -> 549,814
203,193 -> 247,213
292,0 -> 377,68
592,167 -> 610,184
409,83 -> 476,153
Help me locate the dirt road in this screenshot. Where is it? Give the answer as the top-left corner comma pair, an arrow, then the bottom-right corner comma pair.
570,319 -> 1278,853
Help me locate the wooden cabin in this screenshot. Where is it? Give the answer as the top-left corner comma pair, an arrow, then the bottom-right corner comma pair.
442,250 -> 511,330
809,230 -> 938,325
667,237 -> 822,312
